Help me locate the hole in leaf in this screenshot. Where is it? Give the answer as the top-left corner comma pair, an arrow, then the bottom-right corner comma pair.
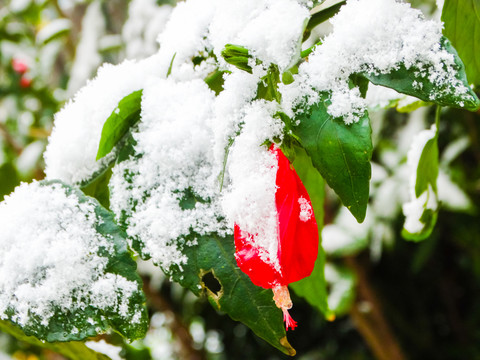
201,271 -> 222,296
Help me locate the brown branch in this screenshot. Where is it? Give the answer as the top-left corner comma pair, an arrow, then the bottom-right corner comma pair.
346,256 -> 406,360
142,276 -> 206,360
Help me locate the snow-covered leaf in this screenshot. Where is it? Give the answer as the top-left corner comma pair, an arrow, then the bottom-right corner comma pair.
293,94 -> 372,223
363,37 -> 480,111
36,19 -> 71,45
0,320 -> 111,360
324,264 -> 356,316
402,125 -> 439,241
0,181 -> 148,342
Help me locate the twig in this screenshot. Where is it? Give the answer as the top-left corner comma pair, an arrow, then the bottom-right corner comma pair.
142,276 -> 206,360
346,256 -> 406,360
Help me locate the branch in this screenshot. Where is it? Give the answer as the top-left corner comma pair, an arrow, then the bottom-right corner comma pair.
142,276 -> 206,360
346,257 -> 406,360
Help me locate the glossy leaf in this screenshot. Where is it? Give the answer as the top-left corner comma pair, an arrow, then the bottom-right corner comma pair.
0,320 -> 111,360
169,233 -> 296,356
442,0 -> 480,86
96,90 -> 143,161
289,146 -> 329,316
363,37 -> 480,111
293,95 -> 372,223
415,137 -> 439,197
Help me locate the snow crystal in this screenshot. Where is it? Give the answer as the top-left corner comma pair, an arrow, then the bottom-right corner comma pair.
282,0 -> 472,123
298,196 -> 313,222
209,0 -> 309,71
110,79 -> 229,270
0,182 -> 138,330
44,56 -> 163,185
402,124 -> 438,234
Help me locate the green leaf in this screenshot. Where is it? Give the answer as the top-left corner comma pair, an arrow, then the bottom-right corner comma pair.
289,146 -> 329,317
402,209 -> 438,242
96,90 -> 143,161
0,320 -> 111,360
293,95 -> 372,222
0,162 -> 19,201
305,1 -> 346,33
1,181 -> 148,342
256,64 -> 281,102
442,0 -> 480,86
415,137 -> 439,197
169,233 -> 296,356
81,167 -> 113,209
363,37 -> 480,111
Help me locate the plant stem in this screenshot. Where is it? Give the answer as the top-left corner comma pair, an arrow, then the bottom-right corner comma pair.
346,256 -> 406,360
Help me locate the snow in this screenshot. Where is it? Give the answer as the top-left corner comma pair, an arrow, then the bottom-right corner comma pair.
43,0 -> 474,275
66,1 -> 105,96
0,181 -> 141,332
86,340 -> 123,360
298,197 -> 313,222
109,79 -> 229,270
123,0 -> 173,59
45,56 -> 163,185
281,0 -> 473,123
208,0 -> 309,71
221,102 -> 284,270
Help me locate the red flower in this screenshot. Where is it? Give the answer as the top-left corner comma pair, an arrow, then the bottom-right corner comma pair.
19,76 -> 32,89
234,144 -> 319,330
12,58 -> 28,74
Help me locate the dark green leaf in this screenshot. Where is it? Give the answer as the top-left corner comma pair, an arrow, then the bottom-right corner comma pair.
256,64 -> 281,102
289,146 -> 329,316
2,181 -> 148,342
0,163 -> 19,201
442,0 -> 480,86
169,233 -> 296,356
205,69 -> 227,95
0,320 -> 111,360
363,37 -> 480,111
81,167 -> 113,209
293,95 -> 372,222
96,90 -> 143,161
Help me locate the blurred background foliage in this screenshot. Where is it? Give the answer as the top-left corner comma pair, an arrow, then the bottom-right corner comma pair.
1,0 -> 480,359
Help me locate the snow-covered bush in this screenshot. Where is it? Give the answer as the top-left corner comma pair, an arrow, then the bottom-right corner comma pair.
1,0 -> 479,357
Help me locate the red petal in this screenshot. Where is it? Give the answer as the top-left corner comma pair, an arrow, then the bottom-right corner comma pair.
272,145 -> 319,284
233,145 -> 319,288
234,224 -> 281,288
